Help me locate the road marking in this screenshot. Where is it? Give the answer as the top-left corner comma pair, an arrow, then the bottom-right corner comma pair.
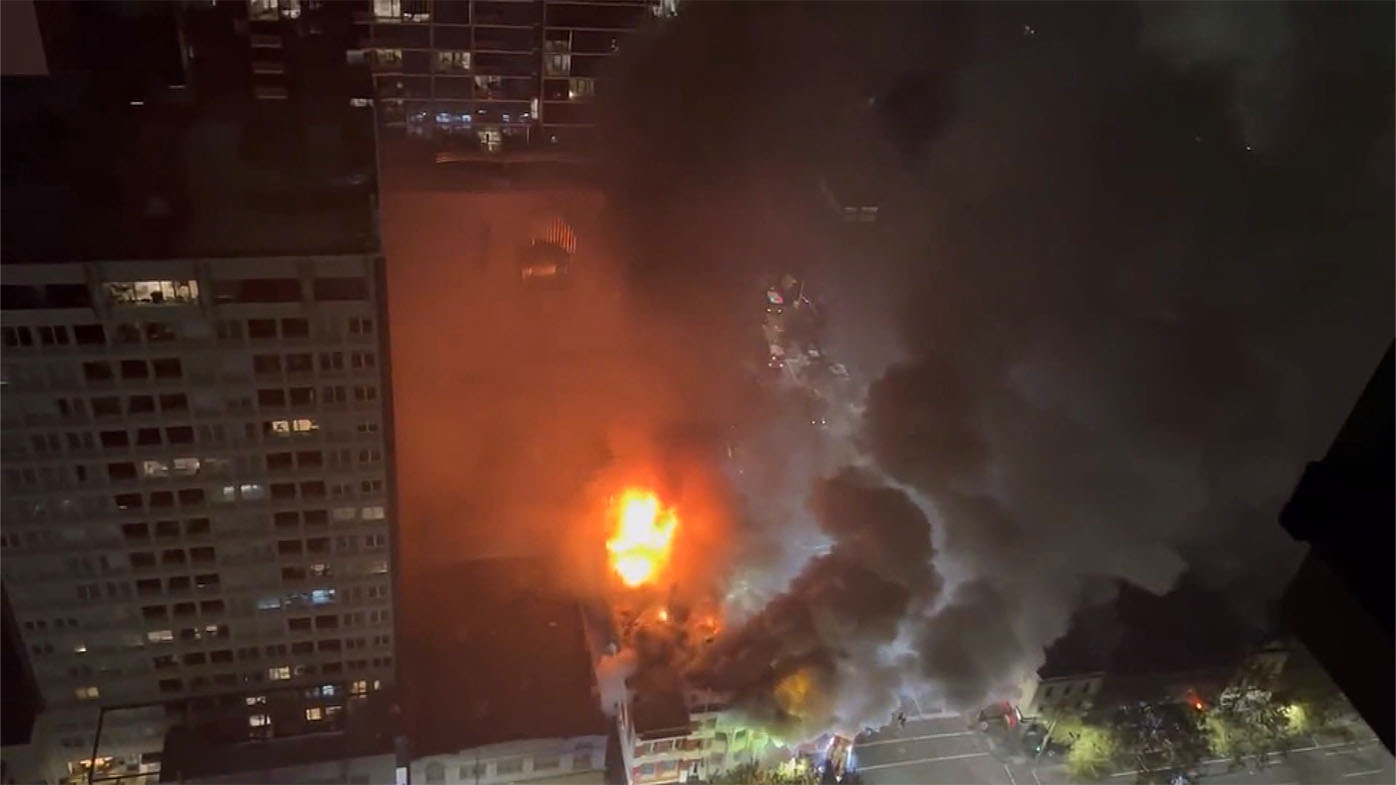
1343,770 -> 1385,778
856,731 -> 974,749
1003,763 -> 1018,785
1030,766 -> 1042,785
858,751 -> 990,771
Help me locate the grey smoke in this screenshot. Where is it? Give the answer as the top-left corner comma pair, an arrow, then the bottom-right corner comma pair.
604,2 -> 1392,726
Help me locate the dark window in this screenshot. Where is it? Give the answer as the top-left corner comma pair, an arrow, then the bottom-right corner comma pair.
149,491 -> 175,508
156,520 -> 180,538
300,481 -> 327,499
186,518 -> 211,536
215,278 -> 301,303
45,284 -> 93,308
271,483 -> 297,501
167,576 -> 191,592
280,318 -> 309,338
151,358 -> 182,379
282,566 -> 306,582
288,617 -> 312,632
113,323 -> 141,343
303,509 -> 328,527
0,285 -> 42,309
122,523 -> 149,541
120,360 -> 149,380
92,397 -> 121,416
248,319 -> 277,339
267,452 -> 293,471
167,426 -> 194,444
252,355 -> 282,374
314,614 -> 338,629
210,649 -> 233,663
274,511 -> 300,529
278,539 -> 303,555
107,462 -> 137,481
130,552 -> 156,569
144,323 -> 177,342
199,600 -> 225,615
313,277 -> 369,301
159,393 -> 188,412
136,579 -> 162,597
289,387 -> 315,405
173,602 -> 196,617
292,641 -> 314,654
142,605 -> 167,621
296,450 -> 322,468
161,549 -> 186,566
73,324 -> 105,345
177,488 -> 205,506
136,428 -> 162,446
258,389 -> 286,407
286,353 -> 313,373
318,638 -> 341,651
83,362 -> 114,382
159,678 -> 182,693
190,546 -> 215,564
2,327 -> 24,347
307,537 -> 330,554
99,430 -> 129,448
128,395 -> 156,414
114,493 -> 143,510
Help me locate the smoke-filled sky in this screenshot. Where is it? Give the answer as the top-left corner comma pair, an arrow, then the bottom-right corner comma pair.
389,1 -> 1391,736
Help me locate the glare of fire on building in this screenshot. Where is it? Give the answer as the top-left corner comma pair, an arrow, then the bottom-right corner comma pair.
606,488 -> 679,588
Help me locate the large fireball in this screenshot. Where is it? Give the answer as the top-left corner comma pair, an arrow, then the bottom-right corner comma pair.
607,488 -> 678,587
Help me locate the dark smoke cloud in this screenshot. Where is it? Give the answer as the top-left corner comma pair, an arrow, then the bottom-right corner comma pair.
602,1 -> 1393,725
690,469 -> 938,733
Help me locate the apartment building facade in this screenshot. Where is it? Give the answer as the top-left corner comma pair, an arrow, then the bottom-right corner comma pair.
0,80 -> 395,783
357,0 -> 674,152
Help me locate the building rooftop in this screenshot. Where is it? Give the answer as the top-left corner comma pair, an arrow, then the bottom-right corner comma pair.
626,667 -> 691,740
1,75 -> 379,264
407,558 -> 608,759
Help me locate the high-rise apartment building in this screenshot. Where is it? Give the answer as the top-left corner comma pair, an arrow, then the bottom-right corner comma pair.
356,0 -> 674,153
1,77 -> 395,783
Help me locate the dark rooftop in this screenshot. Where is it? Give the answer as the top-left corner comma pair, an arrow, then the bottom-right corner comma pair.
407,557 -> 608,759
1,75 -> 379,264
626,667 -> 691,740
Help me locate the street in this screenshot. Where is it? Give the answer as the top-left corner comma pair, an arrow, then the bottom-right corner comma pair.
854,711 -> 1393,785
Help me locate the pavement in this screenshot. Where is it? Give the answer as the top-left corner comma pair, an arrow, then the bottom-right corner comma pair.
854,705 -> 1393,785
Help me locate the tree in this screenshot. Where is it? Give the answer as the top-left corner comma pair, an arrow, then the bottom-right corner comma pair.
1204,662 -> 1295,773
1065,724 -> 1118,782
710,761 -> 820,785
1108,701 -> 1210,785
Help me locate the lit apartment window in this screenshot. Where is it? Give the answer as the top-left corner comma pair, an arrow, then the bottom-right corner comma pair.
434,51 -> 470,73
248,713 -> 271,727
268,666 -> 291,681
545,53 -> 571,77
305,707 -> 323,721
147,629 -> 174,643
268,418 -> 319,435
362,506 -> 385,520
141,460 -> 170,478
74,686 -> 100,700
103,281 -> 199,306
73,642 -> 87,654
568,78 -> 594,101
333,507 -> 358,522
245,695 -> 266,706
350,680 -> 369,695
373,0 -> 400,18
371,48 -> 403,71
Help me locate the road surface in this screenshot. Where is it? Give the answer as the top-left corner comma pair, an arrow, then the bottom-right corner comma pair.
855,711 -> 1392,785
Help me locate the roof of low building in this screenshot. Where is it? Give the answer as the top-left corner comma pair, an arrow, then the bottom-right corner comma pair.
407,557 -> 609,758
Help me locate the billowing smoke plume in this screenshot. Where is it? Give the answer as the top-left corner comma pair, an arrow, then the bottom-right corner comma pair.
599,1 -> 1393,730
690,468 -> 938,735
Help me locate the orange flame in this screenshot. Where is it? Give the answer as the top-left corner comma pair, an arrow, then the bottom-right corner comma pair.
606,488 -> 678,587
